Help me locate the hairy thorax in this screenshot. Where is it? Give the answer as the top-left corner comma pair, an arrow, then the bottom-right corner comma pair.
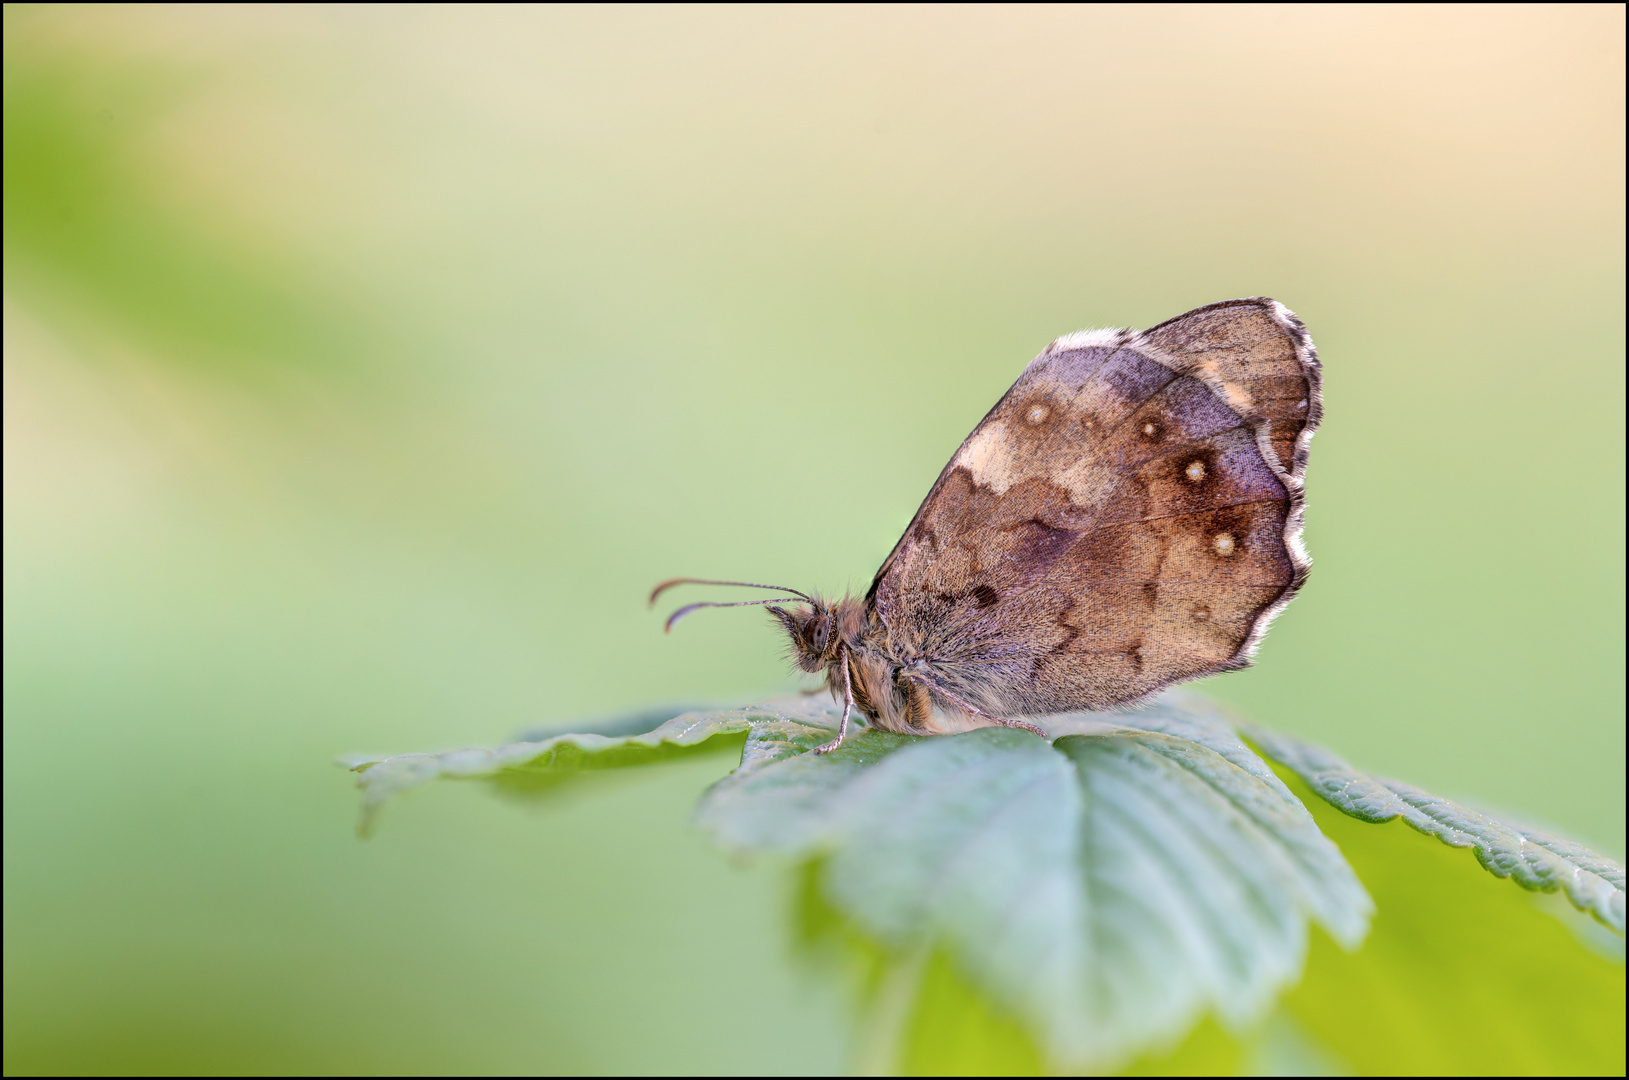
774,596 -> 987,736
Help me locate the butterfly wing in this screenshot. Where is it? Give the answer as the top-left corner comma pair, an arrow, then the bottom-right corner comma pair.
867,297 -> 1321,716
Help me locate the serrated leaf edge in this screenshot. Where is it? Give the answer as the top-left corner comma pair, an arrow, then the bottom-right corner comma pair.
1242,722 -> 1626,936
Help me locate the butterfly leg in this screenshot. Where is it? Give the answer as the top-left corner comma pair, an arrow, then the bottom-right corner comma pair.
990,716 -> 1049,738
813,646 -> 855,755
925,679 -> 1049,739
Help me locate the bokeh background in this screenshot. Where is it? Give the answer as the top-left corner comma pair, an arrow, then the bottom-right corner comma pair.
4,5 -> 1623,1074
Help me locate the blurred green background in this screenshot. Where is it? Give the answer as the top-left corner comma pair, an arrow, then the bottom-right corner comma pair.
4,5 -> 1623,1074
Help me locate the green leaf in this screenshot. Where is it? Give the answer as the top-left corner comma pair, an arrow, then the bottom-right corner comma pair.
693,692 -> 1370,1071
1276,765 -> 1626,1075
342,704 -> 755,835
341,692 -> 1624,1073
1245,723 -> 1625,935
805,777 -> 1626,1076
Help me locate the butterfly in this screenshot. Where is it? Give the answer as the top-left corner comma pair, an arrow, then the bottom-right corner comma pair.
653,298 -> 1321,754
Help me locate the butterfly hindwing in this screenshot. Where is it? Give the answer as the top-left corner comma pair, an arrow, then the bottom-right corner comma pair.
866,297 -> 1319,716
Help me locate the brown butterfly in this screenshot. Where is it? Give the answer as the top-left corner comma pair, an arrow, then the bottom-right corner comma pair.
652,298 -> 1321,754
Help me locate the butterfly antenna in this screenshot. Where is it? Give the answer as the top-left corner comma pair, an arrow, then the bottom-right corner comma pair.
648,577 -> 812,607
663,597 -> 808,633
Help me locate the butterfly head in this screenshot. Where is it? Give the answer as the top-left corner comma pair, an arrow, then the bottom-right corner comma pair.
766,601 -> 839,672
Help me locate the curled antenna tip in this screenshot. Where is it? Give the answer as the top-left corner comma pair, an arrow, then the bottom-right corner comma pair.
649,578 -> 690,607
663,601 -> 710,633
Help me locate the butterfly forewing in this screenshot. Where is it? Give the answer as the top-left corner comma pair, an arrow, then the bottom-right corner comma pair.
866,297 -> 1319,717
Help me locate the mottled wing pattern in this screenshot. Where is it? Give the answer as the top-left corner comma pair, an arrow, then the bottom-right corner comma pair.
867,298 -> 1320,716
1143,299 -> 1322,479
